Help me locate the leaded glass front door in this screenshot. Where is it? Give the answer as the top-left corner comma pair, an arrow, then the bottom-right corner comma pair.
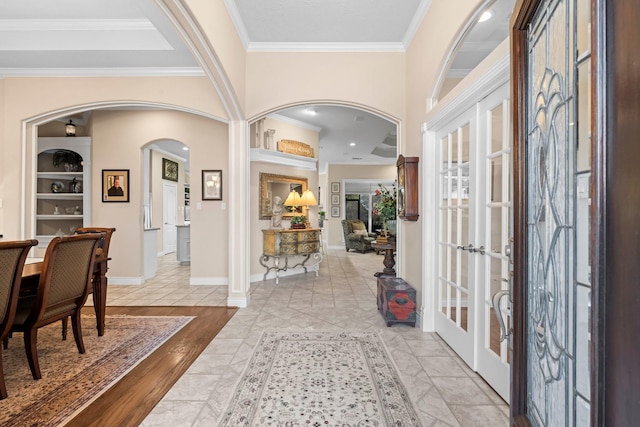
512,0 -> 592,424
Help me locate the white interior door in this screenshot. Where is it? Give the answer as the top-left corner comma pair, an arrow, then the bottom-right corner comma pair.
475,84 -> 511,403
434,83 -> 512,402
163,183 -> 177,254
435,112 -> 476,366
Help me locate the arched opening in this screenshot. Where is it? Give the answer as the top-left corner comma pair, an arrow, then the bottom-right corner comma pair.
247,101 -> 400,282
432,0 -> 515,104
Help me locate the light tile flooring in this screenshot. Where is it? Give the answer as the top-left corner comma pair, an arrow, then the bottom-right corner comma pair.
105,250 -> 509,426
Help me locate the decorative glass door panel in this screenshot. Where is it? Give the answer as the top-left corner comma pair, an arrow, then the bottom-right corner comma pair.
521,0 -> 592,424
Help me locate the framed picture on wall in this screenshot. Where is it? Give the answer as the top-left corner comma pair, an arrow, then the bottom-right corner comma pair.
331,182 -> 340,193
202,170 -> 223,200
331,194 -> 340,205
102,169 -> 130,202
331,206 -> 340,217
162,158 -> 179,182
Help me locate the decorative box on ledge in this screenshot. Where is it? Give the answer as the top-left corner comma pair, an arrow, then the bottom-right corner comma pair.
377,276 -> 417,327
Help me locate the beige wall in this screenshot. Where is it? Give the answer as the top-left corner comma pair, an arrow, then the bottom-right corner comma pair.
245,52 -> 405,121
82,109 -> 228,281
325,164 -> 396,249
0,76 -> 228,245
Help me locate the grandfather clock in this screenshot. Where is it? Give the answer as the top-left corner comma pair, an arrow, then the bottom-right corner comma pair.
396,155 -> 419,221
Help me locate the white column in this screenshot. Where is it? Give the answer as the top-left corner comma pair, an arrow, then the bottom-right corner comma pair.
227,120 -> 250,307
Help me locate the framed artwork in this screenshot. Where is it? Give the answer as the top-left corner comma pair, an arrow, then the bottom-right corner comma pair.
331,182 -> 340,193
202,170 -> 222,200
331,194 -> 340,205
162,158 -> 179,182
102,169 -> 130,202
331,206 -> 340,217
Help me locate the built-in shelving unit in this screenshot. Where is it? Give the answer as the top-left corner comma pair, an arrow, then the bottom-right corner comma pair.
35,137 -> 91,253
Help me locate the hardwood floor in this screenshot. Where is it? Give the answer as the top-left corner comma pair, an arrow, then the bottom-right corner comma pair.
65,305 -> 237,427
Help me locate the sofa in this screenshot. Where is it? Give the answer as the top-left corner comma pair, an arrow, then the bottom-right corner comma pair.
341,219 -> 377,253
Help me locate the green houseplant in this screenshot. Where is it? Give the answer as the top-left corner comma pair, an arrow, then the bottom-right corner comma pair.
290,215 -> 306,229
372,183 -> 397,237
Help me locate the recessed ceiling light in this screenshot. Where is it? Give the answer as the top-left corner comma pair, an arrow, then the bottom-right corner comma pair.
349,142 -> 356,147
305,108 -> 317,116
182,146 -> 189,151
479,10 -> 493,22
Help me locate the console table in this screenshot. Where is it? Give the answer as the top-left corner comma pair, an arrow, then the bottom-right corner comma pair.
261,228 -> 323,284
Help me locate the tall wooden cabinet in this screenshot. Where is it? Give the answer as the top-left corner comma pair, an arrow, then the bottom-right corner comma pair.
35,137 -> 91,254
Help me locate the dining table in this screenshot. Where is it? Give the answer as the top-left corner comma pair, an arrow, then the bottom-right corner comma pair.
21,256 -> 110,336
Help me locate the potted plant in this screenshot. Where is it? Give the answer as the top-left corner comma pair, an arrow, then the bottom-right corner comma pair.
52,149 -> 83,172
290,215 -> 306,229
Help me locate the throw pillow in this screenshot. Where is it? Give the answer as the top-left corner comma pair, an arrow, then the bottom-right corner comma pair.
352,222 -> 366,231
353,229 -> 368,236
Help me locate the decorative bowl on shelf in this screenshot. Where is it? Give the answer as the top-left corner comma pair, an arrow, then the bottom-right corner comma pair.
65,207 -> 76,214
50,181 -> 64,193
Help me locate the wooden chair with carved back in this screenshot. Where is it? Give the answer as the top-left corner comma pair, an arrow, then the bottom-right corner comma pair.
0,239 -> 38,398
61,227 -> 116,339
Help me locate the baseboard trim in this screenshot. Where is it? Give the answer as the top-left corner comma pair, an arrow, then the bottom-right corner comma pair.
227,295 -> 249,308
190,276 -> 228,285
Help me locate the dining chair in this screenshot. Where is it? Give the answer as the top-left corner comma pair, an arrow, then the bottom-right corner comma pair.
74,227 -> 115,260
10,234 -> 101,380
63,227 -> 115,338
0,239 -> 38,398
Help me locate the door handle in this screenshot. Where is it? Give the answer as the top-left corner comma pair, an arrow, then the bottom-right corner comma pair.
492,288 -> 510,342
470,245 -> 486,255
456,244 -> 474,251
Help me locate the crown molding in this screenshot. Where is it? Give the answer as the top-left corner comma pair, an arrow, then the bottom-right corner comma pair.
0,67 -> 204,78
246,42 -> 406,53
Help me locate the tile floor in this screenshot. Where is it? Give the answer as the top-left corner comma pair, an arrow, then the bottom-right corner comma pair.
105,249 -> 509,426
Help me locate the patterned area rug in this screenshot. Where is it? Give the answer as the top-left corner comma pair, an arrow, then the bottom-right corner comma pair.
0,314 -> 192,426
219,330 -> 421,426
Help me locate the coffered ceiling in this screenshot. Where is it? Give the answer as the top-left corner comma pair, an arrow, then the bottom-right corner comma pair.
0,0 -> 513,173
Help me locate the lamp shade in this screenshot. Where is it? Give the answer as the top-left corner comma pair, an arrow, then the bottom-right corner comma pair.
283,190 -> 302,207
300,189 -> 318,207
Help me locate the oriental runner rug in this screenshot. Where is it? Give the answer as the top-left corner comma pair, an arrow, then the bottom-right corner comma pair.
219,330 -> 422,426
0,314 -> 192,427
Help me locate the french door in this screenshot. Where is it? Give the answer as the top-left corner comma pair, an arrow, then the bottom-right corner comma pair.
436,112 -> 476,366
476,85 -> 512,403
435,82 -> 512,401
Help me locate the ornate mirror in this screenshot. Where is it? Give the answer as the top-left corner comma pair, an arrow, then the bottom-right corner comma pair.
259,173 -> 308,219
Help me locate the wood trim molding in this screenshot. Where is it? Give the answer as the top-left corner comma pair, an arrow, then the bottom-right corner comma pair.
510,0 -> 541,422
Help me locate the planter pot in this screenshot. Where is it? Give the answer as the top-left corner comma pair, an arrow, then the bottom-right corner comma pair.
386,220 -> 397,236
